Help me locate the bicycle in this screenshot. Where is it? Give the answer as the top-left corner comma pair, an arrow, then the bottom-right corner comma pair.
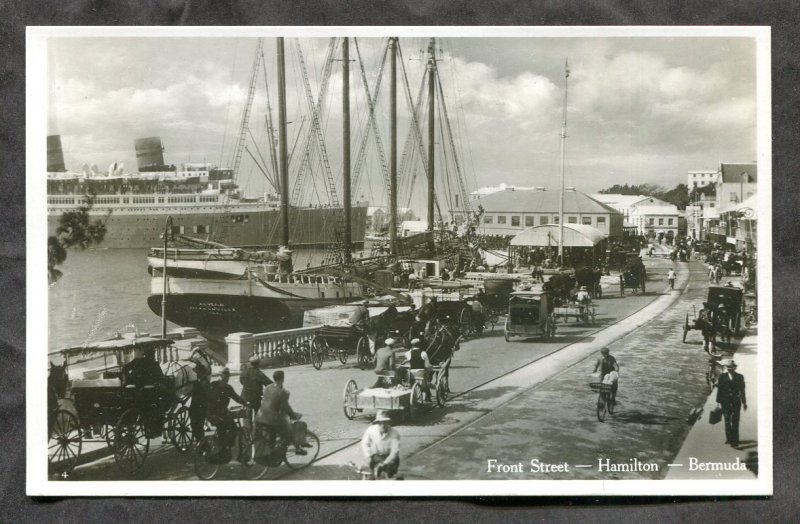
193,407 -> 269,480
247,417 -> 321,479
590,382 -> 615,422
348,461 -> 404,480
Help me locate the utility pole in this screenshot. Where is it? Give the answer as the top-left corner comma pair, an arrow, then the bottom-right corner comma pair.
558,59 -> 570,266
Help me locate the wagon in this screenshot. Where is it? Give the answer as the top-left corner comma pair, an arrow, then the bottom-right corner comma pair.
310,325 -> 370,370
504,290 -> 556,341
553,302 -> 596,326
342,358 -> 452,420
47,337 -> 203,477
619,265 -> 646,295
683,285 -> 745,343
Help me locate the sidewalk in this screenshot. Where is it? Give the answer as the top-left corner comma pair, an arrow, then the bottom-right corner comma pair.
665,328 -> 759,479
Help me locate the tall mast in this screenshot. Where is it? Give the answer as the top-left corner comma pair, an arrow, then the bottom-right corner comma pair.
558,59 -> 570,266
389,37 -> 398,255
277,37 -> 290,247
426,38 -> 436,243
342,37 -> 352,261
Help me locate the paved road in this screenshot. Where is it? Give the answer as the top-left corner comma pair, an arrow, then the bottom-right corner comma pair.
61,255 -> 697,481
398,257 -> 727,480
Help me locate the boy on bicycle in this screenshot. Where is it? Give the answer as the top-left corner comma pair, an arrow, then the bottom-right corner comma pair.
593,348 -> 619,404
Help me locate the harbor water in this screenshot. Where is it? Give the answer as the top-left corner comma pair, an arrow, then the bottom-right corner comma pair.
47,247 -> 349,353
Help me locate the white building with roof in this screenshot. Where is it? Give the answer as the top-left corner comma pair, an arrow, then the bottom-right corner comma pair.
629,204 -> 680,238
475,187 -> 624,237
688,170 -> 717,190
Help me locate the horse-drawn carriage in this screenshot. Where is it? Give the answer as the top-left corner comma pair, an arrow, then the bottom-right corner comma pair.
504,290 -> 557,341
310,325 -> 370,370
48,337 -> 206,476
619,258 -> 646,295
683,285 -> 745,344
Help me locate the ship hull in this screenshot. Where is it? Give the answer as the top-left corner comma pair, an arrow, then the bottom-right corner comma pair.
48,205 -> 368,249
148,275 -> 364,342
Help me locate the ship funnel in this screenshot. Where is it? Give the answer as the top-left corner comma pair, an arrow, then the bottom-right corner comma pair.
47,135 -> 67,172
134,136 -> 167,172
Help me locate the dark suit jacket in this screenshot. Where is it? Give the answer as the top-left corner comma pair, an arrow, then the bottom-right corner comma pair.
716,371 -> 746,406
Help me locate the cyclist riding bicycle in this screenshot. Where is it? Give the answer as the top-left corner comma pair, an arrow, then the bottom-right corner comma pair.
593,347 -> 619,404
207,368 -> 250,452
254,370 -> 310,456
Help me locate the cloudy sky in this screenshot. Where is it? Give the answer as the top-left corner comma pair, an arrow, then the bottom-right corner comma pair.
46,32 -> 757,216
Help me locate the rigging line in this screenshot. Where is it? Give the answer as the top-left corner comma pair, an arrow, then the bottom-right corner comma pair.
290,38 -> 337,206
398,45 -> 440,215
219,39 -> 241,168
351,37 -> 390,196
435,70 -> 472,217
398,67 -> 427,209
294,37 -> 338,207
246,126 -> 275,189
442,47 -> 480,196
261,44 -> 280,195
244,146 -> 275,188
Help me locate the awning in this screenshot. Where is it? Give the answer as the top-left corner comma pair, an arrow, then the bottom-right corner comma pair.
510,224 -> 605,247
728,194 -> 757,219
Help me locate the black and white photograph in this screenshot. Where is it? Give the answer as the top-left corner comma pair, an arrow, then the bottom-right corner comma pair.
27,26 -> 772,497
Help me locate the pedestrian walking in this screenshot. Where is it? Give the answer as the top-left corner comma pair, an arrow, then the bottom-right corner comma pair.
667,268 -> 676,290
716,359 -> 747,446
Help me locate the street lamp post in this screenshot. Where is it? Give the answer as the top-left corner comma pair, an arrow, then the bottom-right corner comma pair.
161,215 -> 174,339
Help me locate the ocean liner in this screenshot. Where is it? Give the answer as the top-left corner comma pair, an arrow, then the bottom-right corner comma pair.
46,135 -> 368,250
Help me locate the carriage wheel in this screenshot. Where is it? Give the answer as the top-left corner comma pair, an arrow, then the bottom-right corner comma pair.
356,337 -> 370,369
113,408 -> 150,475
409,383 -> 424,418
284,430 -> 320,470
435,376 -> 448,407
310,337 -> 324,370
343,379 -> 358,420
193,435 -> 221,480
338,343 -> 349,365
459,308 -> 471,336
167,405 -> 193,453
48,409 -> 82,475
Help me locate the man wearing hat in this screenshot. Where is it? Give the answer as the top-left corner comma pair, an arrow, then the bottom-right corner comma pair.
403,338 -> 433,401
575,285 -> 591,305
350,299 -> 370,331
716,359 -> 747,446
360,410 -> 401,478
207,368 -> 249,449
240,354 -> 273,430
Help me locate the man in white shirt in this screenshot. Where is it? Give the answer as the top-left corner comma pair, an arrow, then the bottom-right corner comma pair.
360,410 -> 401,478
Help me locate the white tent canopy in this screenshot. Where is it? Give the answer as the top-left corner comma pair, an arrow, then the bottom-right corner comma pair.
510,224 -> 606,248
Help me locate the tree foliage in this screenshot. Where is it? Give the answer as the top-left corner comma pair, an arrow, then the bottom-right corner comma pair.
598,182 -> 690,210
48,197 -> 108,284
